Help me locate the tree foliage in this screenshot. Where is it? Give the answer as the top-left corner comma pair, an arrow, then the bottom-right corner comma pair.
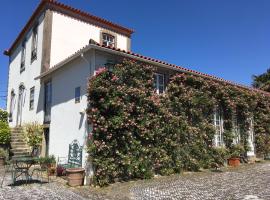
253,68 -> 270,92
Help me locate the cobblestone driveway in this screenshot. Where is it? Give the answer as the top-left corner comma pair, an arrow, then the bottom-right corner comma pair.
0,162 -> 269,200
130,162 -> 270,200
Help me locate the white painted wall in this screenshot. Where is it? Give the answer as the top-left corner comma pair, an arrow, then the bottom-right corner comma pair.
7,13 -> 45,127
48,50 -> 96,167
50,12 -> 130,67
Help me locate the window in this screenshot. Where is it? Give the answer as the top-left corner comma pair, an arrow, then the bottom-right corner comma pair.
102,33 -> 115,47
214,107 -> 224,147
44,81 -> 52,123
154,73 -> 165,94
9,90 -> 15,122
75,87 -> 81,103
29,87 -> 35,110
20,40 -> 26,72
31,25 -> 38,62
232,113 -> 241,144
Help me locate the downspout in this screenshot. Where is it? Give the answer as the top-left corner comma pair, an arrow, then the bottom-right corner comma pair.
80,52 -> 93,185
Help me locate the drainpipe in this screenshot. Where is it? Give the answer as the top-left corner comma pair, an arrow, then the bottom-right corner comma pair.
80,53 -> 93,185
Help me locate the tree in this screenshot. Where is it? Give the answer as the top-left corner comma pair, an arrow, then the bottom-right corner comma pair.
252,68 -> 270,92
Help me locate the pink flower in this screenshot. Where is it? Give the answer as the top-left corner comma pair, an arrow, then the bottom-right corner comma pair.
94,67 -> 107,76
111,75 -> 119,81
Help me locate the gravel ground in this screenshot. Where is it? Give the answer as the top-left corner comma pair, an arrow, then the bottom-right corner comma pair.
0,162 -> 269,200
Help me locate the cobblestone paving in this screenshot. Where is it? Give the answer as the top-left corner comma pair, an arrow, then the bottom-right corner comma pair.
0,162 -> 269,200
0,172 -> 85,200
130,162 -> 270,200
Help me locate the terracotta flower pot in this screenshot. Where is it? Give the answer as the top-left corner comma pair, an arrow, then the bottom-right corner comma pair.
66,168 -> 85,187
228,157 -> 240,167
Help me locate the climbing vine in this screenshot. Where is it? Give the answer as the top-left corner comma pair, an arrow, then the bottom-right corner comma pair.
87,59 -> 270,186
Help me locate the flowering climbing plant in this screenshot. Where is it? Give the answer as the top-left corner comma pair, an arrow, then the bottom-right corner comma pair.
87,59 -> 270,186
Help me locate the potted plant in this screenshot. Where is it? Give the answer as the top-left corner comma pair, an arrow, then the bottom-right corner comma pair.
24,122 -> 43,156
66,167 -> 85,187
228,144 -> 244,167
39,155 -> 56,175
0,148 -> 7,166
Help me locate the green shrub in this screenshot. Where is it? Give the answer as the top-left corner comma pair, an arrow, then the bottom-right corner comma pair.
87,59 -> 270,186
229,144 -> 245,158
0,148 -> 7,158
23,122 -> 43,147
0,110 -> 8,123
39,155 -> 56,164
0,121 -> 11,145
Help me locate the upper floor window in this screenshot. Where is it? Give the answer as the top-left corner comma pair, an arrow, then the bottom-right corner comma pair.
102,33 -> 115,48
29,87 -> 35,110
20,40 -> 26,73
214,107 -> 224,147
9,90 -> 15,122
31,25 -> 38,62
154,73 -> 165,94
75,86 -> 81,103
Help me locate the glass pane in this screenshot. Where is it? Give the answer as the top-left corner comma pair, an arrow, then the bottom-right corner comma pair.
159,85 -> 164,93
158,75 -> 164,85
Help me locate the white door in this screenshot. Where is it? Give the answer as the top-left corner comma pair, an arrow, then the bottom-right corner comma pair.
16,85 -> 25,126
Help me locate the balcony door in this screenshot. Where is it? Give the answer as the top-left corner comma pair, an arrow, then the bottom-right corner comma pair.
16,84 -> 25,126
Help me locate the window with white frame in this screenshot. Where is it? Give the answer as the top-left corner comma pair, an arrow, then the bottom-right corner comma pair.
29,87 -> 35,110
154,73 -> 165,94
20,40 -> 26,72
9,90 -> 15,122
31,25 -> 38,62
102,33 -> 115,48
232,113 -> 241,144
213,107 -> 224,147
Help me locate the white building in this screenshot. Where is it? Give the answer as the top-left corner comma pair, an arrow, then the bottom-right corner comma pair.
5,0 -> 258,168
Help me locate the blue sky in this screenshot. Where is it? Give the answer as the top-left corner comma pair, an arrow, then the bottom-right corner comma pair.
1,0 -> 270,109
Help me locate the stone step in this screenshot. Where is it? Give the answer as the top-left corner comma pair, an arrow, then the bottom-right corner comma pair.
11,136 -> 24,138
12,152 -> 30,157
11,139 -> 26,143
11,136 -> 25,139
11,129 -> 23,133
11,148 -> 30,155
11,131 -> 24,134
11,144 -> 29,149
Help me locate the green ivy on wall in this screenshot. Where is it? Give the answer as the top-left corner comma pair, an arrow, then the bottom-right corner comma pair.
87,59 -> 270,186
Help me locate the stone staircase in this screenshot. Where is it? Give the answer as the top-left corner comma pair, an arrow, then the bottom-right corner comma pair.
10,127 -> 30,157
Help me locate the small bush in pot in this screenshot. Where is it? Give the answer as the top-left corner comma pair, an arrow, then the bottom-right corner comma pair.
228,144 -> 245,167
39,155 -> 56,175
24,122 -> 43,156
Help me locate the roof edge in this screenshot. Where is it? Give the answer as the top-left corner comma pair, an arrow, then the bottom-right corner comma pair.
4,0 -> 134,56
36,43 -> 270,97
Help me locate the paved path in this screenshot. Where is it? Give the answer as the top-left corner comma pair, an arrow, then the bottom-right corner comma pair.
130,162 -> 270,200
0,162 -> 269,200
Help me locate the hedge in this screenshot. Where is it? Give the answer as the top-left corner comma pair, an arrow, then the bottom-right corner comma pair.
87,59 -> 270,186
